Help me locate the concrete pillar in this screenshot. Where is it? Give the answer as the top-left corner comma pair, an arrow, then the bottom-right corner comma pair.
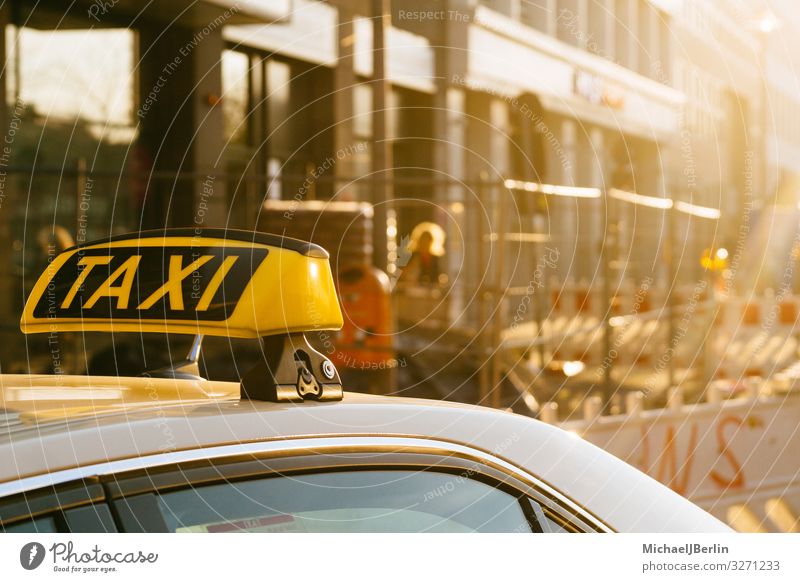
371,0 -> 392,271
190,26 -> 227,227
584,127 -> 605,279
464,93 -> 514,325
333,4 -> 356,190
136,23 -> 226,229
561,118 -> 577,186
441,87 -> 467,322
431,2 -> 469,323
489,98 -> 512,177
560,118 -> 577,282
589,127 -> 605,187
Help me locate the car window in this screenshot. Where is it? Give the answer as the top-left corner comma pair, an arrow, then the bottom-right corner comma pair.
0,503 -> 118,533
153,470 -> 535,533
2,515 -> 58,533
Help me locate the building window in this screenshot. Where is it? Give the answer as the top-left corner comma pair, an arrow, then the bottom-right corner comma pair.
353,83 -> 373,140
586,0 -> 609,57
614,0 -> 633,69
637,0 -> 651,77
481,0 -> 514,18
266,59 -> 291,160
520,0 -> 553,34
656,9 -> 671,85
351,83 -> 373,199
556,0 -> 583,47
6,25 -> 136,140
222,49 -> 250,145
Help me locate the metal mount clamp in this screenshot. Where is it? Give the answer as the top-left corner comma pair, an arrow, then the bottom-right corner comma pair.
240,333 -> 343,402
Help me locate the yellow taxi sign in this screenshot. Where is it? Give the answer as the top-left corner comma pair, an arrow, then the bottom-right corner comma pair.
20,229 -> 344,339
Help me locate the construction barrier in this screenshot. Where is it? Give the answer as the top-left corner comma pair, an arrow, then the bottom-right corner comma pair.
552,382 -> 800,532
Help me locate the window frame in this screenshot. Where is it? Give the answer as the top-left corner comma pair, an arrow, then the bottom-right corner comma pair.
0,479 -> 117,532
0,479 -> 103,526
0,436 -> 611,533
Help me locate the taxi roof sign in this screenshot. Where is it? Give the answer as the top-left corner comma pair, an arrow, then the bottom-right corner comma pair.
20,229 -> 344,339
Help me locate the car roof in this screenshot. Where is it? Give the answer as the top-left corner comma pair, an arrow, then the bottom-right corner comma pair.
0,373 -> 729,533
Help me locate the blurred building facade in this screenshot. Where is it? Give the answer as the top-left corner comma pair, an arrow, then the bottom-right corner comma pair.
221,0 -> 685,317
218,0 -> 800,301
233,0 -> 800,302
665,0 -> 800,291
2,0 -> 800,333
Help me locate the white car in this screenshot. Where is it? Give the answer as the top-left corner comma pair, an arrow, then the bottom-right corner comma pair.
0,229 -> 730,533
